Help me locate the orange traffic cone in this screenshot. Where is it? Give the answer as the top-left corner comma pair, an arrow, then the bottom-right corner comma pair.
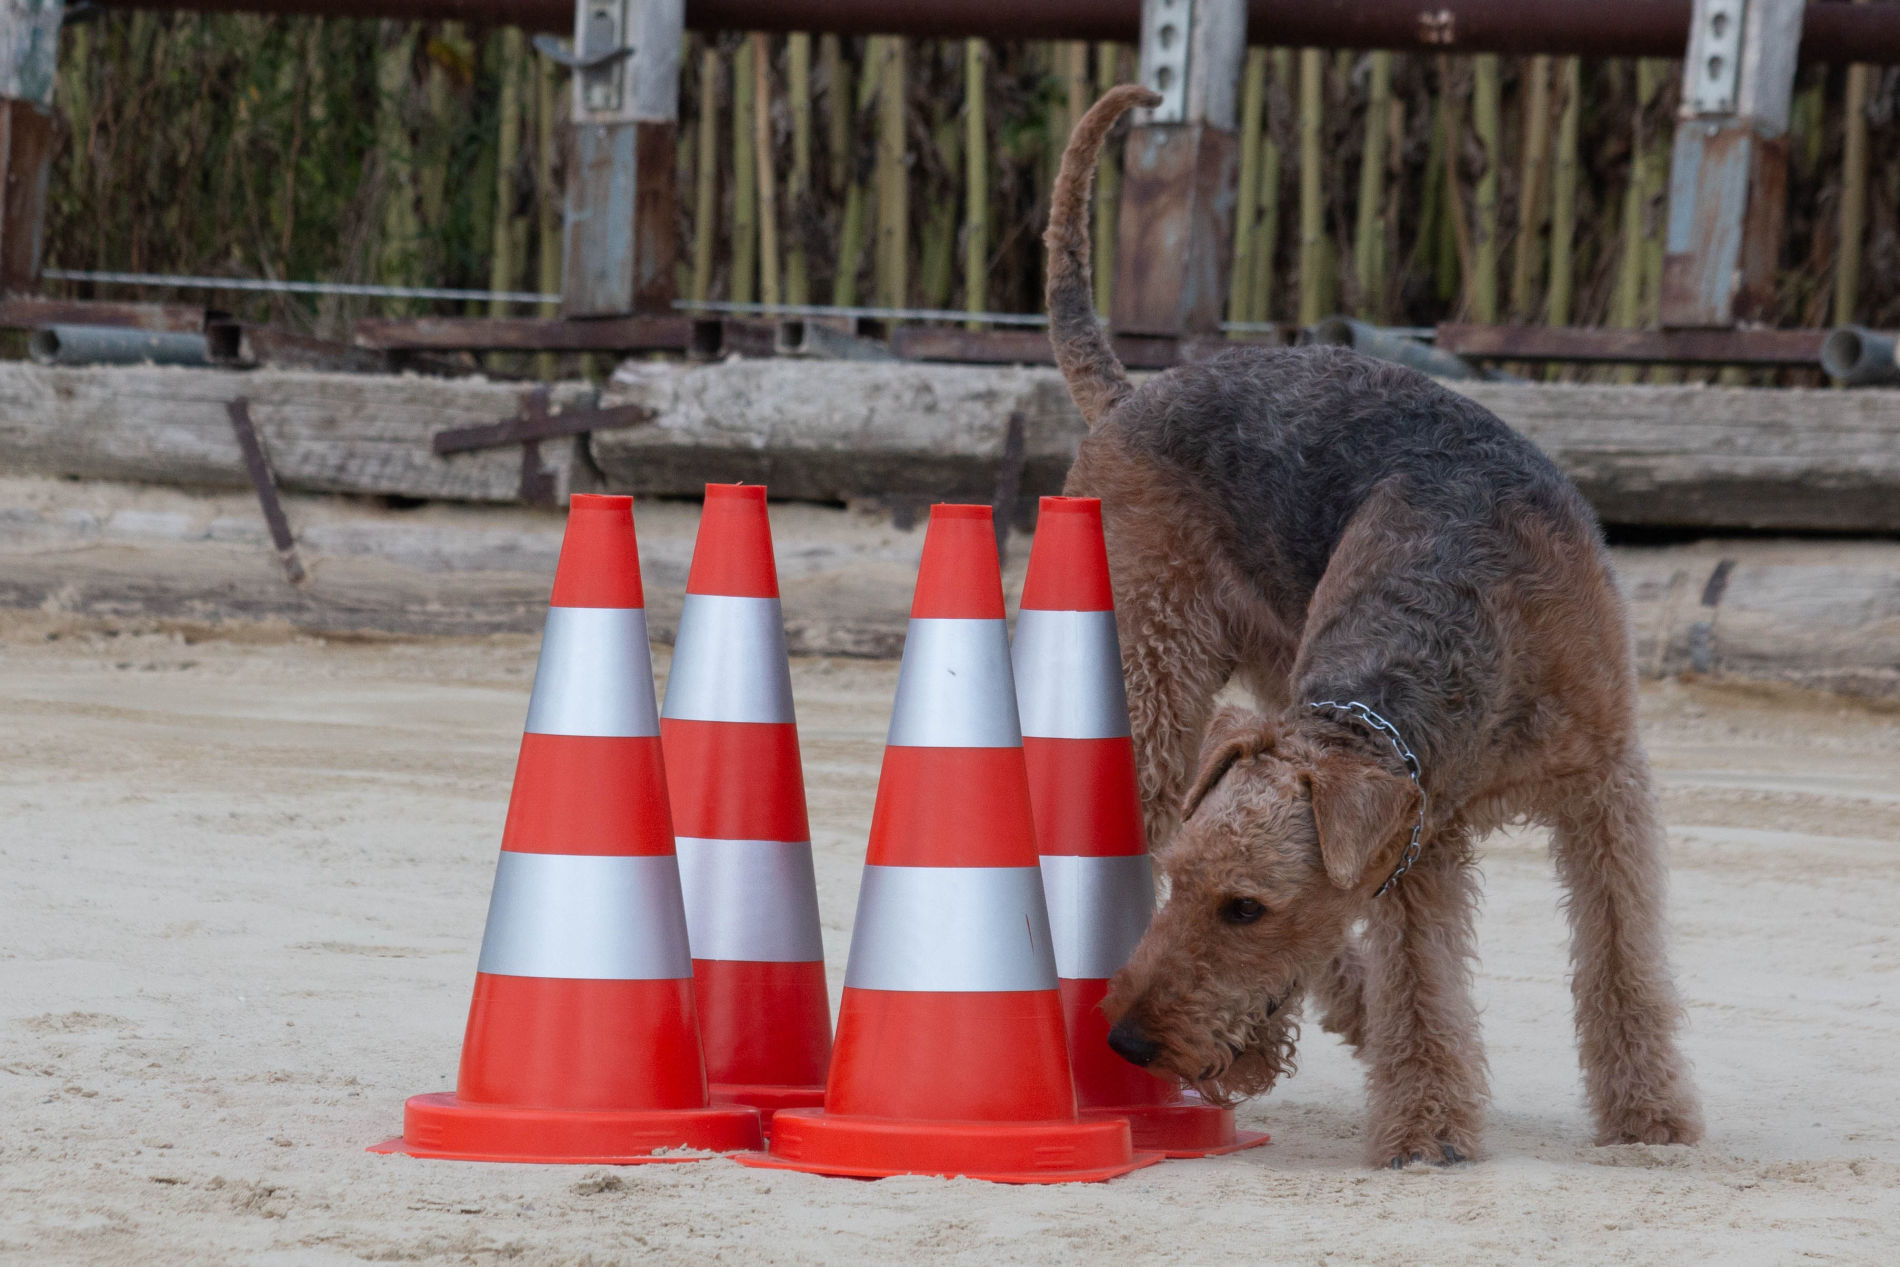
372,494 -> 762,1164
1014,496 -> 1268,1158
736,503 -> 1157,1184
662,484 -> 831,1119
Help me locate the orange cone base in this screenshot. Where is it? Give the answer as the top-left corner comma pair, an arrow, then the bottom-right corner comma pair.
1082,1102 -> 1271,1159
368,1092 -> 763,1165
733,1109 -> 1162,1184
711,1081 -> 828,1124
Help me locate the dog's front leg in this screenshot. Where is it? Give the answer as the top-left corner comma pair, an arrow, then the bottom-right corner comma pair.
1550,756 -> 1704,1147
1357,838 -> 1488,1168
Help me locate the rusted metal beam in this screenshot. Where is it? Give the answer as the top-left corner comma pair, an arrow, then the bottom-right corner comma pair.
431,389 -> 654,454
353,314 -> 692,351
225,398 -> 306,585
0,296 -> 206,333
888,325 -> 1280,368
206,321 -> 392,372
1436,323 -> 1827,366
76,0 -> 1900,63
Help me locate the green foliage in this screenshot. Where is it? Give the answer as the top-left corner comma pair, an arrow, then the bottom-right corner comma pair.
47,14 -> 543,336
44,26 -> 1900,338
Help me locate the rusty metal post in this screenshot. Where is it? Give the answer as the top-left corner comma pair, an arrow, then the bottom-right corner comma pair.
0,0 -> 60,295
1659,0 -> 1803,328
553,0 -> 681,317
1110,0 -> 1246,337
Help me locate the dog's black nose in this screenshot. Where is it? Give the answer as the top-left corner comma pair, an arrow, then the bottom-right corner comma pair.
1107,1019 -> 1161,1067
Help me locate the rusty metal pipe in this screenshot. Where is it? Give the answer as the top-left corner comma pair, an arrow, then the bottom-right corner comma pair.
1822,327 -> 1900,387
78,0 -> 1900,63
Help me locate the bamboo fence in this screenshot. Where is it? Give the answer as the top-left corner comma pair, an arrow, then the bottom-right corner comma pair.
44,20 -> 1900,371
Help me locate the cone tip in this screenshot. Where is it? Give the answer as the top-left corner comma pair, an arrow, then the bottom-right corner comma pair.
910,505 -> 1005,620
687,483 -> 780,598
550,494 -> 644,608
704,483 -> 768,504
569,493 -> 633,513
1038,496 -> 1102,519
930,503 -> 993,523
1021,497 -> 1113,613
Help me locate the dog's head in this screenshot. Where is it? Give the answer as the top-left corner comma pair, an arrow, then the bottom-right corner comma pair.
1102,705 -> 1421,1105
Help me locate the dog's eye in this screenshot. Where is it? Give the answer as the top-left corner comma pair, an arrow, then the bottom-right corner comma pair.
1220,897 -> 1265,925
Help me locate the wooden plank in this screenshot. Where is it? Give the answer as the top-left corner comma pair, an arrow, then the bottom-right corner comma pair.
4,476 -> 1896,701
591,359 -> 1091,502
5,360 -> 1899,532
0,363 -> 596,503
591,360 -> 1900,533
1450,380 -> 1900,532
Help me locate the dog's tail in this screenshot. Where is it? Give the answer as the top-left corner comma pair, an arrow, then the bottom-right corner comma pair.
1044,83 -> 1159,428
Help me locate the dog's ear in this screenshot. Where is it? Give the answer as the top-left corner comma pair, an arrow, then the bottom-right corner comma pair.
1181,706 -> 1278,821
1303,752 -> 1422,889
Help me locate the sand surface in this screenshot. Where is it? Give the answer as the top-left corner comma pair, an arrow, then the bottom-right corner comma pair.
2,612 -> 1897,1265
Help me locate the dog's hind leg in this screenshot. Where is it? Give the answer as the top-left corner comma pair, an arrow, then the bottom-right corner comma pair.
1314,934 -> 1369,1055
1359,838 -> 1489,1167
1550,754 -> 1705,1146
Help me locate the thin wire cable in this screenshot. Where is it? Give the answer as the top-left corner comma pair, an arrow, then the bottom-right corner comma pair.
42,269 -> 559,305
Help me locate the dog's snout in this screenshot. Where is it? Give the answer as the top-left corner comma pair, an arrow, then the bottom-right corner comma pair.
1107,1018 -> 1161,1067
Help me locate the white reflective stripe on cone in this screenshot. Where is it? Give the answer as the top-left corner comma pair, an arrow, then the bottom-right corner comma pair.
661,594 -> 797,725
523,607 -> 660,738
1012,608 -> 1133,740
844,865 -> 1057,992
885,618 -> 1022,749
477,851 -> 692,980
676,837 -> 825,963
1038,853 -> 1156,980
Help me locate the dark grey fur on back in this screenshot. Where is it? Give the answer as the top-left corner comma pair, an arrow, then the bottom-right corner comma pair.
1100,344 -> 1609,786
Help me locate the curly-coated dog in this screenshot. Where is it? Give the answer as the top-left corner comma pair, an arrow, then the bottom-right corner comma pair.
1045,85 -> 1704,1168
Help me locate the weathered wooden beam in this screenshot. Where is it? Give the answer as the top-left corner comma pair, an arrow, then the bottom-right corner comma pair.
1448,380 -> 1900,532
5,477 -> 1898,701
1111,0 -> 1247,336
5,360 -> 1899,534
0,364 -> 596,503
588,360 -> 1900,533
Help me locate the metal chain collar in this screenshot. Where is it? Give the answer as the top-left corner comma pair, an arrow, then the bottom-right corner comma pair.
1307,700 -> 1429,898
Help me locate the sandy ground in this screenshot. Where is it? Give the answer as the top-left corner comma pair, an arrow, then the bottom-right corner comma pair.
2,611 -> 1898,1266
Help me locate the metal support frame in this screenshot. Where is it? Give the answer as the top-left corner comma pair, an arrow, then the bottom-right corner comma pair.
1659,0 -> 1803,328
1111,0 -> 1247,337
558,0 -> 682,318
0,0 -> 59,294
226,398 -> 307,585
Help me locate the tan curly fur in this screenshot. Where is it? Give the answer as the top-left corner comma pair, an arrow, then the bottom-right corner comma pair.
1048,86 -> 1705,1168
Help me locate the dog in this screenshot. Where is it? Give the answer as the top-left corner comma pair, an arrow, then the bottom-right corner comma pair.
1043,85 -> 1704,1168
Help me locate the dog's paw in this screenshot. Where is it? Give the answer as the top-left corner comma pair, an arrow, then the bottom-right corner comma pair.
1381,1142 -> 1471,1170
1597,1107 -> 1703,1148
